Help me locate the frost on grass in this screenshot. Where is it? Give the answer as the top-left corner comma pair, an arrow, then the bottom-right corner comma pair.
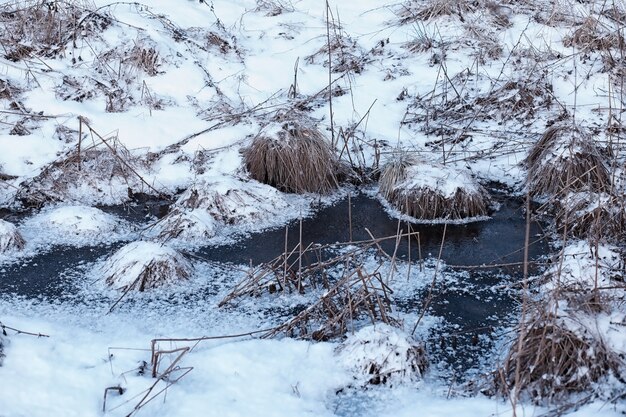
562,16 -> 624,52
556,192 -> 626,242
0,219 -> 24,253
542,240 -> 620,292
379,153 -> 489,221
16,139 -> 153,207
150,177 -> 294,243
336,324 -> 427,387
495,301 -> 623,404
243,116 -> 342,194
150,208 -> 218,243
526,123 -> 610,198
20,205 -> 129,247
0,0 -> 105,61
100,241 -> 192,292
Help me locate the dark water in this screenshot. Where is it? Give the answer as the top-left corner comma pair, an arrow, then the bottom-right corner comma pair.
0,192 -> 549,374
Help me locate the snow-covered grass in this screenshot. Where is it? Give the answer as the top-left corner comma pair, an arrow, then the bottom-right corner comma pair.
2,0 -> 626,415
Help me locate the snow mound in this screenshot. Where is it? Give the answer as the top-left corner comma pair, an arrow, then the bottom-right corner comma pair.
150,208 -> 218,242
336,324 -> 427,387
148,177 -> 301,245
100,241 -> 192,292
20,205 -> 129,247
0,219 -> 25,253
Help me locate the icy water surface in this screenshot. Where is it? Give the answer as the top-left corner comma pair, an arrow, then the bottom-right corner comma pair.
0,192 -> 548,375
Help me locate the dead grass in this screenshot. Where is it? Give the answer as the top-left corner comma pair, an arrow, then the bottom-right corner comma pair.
102,242 -> 192,292
0,219 -> 25,252
0,0 -> 105,60
379,154 -> 489,220
255,0 -> 294,16
398,0 -> 479,24
243,119 -> 341,194
337,325 -> 428,386
556,192 -> 626,242
16,134 -> 151,207
563,17 -> 624,52
495,305 -> 622,403
526,124 -> 610,197
305,33 -> 366,74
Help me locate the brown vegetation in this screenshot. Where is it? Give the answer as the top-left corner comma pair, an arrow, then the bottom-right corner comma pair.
243,120 -> 342,194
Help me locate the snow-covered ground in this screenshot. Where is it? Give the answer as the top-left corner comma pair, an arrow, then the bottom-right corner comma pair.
1,0 -> 626,415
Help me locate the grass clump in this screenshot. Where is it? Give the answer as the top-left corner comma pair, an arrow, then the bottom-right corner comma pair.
101,241 -> 192,292
495,305 -> 622,404
526,124 -> 610,198
243,118 -> 341,194
379,154 -> 489,221
556,192 -> 626,242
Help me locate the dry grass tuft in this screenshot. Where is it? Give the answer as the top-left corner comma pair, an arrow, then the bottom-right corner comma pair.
526,124 -> 610,197
305,33 -> 366,74
0,219 -> 25,252
398,0 -> 479,23
102,241 -> 192,292
255,0 -> 294,16
379,154 -> 489,220
563,17 -> 624,52
556,192 -> 626,242
243,119 -> 341,194
0,0 -> 106,60
16,136 -> 150,207
495,306 -> 622,403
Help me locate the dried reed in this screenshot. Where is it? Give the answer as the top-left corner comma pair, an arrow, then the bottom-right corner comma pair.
496,306 -> 621,403
526,125 -> 610,197
243,120 -> 341,194
379,154 -> 489,220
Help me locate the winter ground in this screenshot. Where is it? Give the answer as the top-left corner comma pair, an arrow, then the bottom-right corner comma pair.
1,0 -> 626,415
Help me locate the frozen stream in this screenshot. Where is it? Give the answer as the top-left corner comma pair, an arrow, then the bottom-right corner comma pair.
0,191 -> 549,375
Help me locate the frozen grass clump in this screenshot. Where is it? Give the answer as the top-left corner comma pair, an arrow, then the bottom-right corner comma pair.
495,305 -> 622,404
182,178 -> 292,224
20,205 -> 129,247
556,192 -> 626,242
100,241 -> 192,292
336,324 -> 427,387
562,17 -> 624,52
397,0 -> 478,24
0,219 -> 25,253
150,208 -> 218,243
379,154 -> 489,221
17,142 -> 150,207
526,124 -> 610,198
243,119 -> 341,194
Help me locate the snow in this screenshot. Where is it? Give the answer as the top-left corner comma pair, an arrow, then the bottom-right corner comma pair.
394,163 -> 482,198
0,219 -> 24,253
98,241 -> 192,290
1,0 -> 626,415
19,205 -> 132,248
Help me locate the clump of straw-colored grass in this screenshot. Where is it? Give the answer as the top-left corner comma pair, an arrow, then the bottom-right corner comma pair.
496,306 -> 621,403
243,121 -> 341,194
0,219 -> 25,252
379,154 -> 489,220
526,124 -> 610,198
563,17 -> 624,52
101,241 -> 192,292
556,192 -> 626,242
